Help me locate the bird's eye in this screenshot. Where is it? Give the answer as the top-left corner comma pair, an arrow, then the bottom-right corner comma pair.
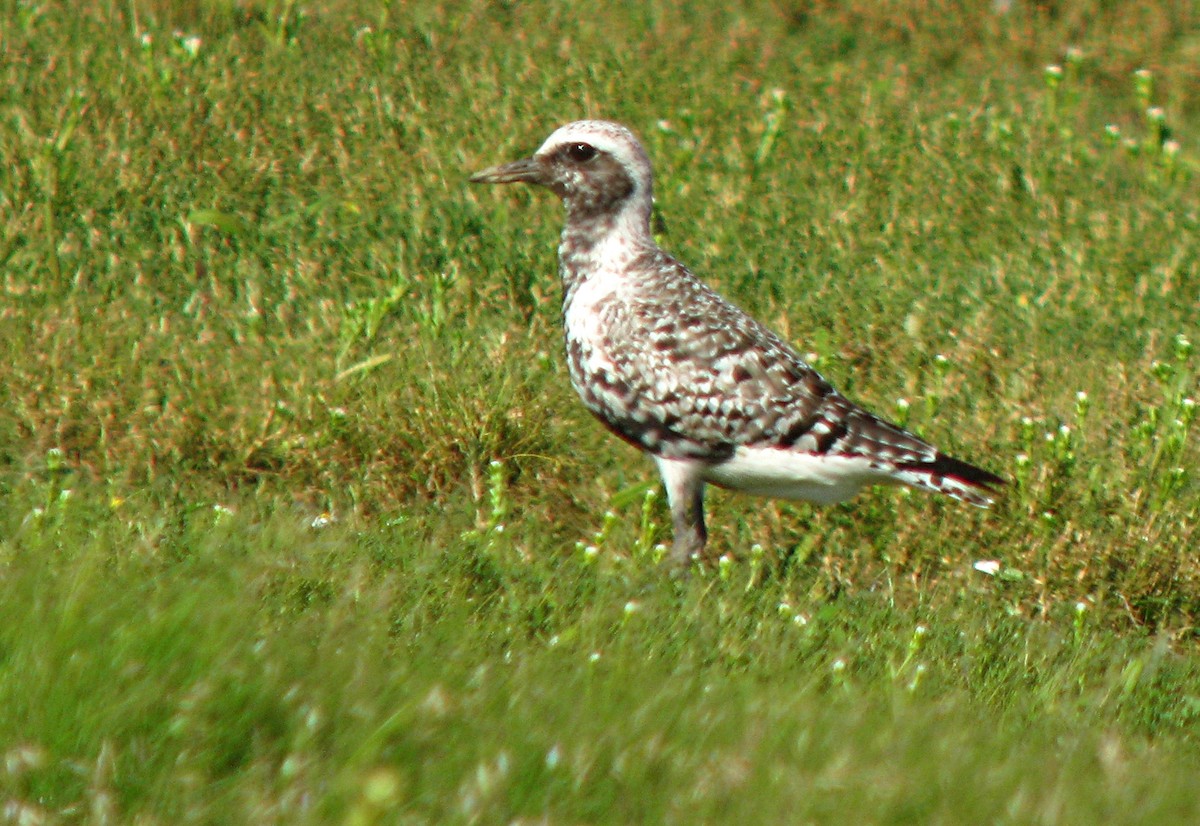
565,143 -> 598,163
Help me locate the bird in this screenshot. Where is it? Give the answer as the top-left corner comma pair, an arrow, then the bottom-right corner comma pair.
470,120 -> 1003,568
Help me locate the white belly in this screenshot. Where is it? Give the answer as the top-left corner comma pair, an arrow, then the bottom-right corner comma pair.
703,446 -> 889,505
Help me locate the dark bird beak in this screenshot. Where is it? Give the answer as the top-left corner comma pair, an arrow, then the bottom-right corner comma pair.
469,156 -> 544,185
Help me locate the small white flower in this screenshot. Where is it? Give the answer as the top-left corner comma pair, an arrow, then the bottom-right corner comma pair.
180,34 -> 201,57
310,513 -> 335,530
588,652 -> 601,663
278,753 -> 300,782
623,600 -> 640,615
974,560 -> 1001,576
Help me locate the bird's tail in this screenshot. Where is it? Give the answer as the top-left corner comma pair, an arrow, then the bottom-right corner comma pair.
894,452 -> 1005,508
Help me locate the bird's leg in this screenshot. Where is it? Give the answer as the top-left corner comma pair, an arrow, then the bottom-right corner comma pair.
670,484 -> 707,569
653,457 -> 708,569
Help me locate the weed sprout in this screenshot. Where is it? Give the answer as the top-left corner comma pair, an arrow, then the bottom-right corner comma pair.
718,553 -> 734,581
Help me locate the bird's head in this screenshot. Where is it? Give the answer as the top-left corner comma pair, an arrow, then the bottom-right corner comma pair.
470,120 -> 653,219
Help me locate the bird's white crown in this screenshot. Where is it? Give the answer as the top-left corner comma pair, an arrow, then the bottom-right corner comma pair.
536,120 -> 654,193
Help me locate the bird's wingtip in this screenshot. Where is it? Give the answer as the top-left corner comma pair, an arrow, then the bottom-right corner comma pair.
896,452 -> 1006,507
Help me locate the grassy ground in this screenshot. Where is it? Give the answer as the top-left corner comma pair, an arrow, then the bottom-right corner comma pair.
2,0 -> 1200,821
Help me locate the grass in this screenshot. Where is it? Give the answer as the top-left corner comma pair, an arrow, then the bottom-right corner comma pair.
2,0 -> 1200,821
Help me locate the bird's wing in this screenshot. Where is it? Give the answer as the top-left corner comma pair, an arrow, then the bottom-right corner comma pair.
602,255 -> 1003,501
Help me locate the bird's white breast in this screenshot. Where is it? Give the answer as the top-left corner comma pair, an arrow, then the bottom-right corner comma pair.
562,227 -> 643,369
565,266 -> 623,355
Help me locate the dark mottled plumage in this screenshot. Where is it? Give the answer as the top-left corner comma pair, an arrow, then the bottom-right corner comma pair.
471,120 -> 1003,567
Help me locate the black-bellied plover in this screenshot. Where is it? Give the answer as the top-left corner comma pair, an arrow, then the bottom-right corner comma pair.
471,120 -> 1003,567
